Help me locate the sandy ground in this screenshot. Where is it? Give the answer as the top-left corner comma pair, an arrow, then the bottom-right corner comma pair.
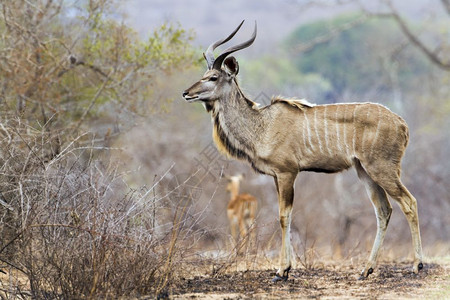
166,259 -> 450,299
1,257 -> 448,299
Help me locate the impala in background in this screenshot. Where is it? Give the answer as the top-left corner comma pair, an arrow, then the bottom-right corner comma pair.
182,20 -> 423,282
225,174 -> 257,245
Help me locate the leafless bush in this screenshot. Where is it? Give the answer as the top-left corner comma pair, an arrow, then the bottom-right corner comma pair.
0,119 -> 210,298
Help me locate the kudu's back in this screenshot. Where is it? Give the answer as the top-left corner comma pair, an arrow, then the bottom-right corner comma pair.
263,101 -> 409,176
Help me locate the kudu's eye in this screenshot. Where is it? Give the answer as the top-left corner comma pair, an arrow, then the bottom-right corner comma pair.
209,76 -> 218,81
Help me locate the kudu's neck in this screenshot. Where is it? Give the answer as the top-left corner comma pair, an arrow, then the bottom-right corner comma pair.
211,82 -> 266,170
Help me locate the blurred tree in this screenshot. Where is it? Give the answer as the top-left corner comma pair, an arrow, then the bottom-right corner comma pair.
242,56 -> 332,103
0,0 -> 197,144
286,13 -> 431,100
293,0 -> 449,72
362,0 -> 450,72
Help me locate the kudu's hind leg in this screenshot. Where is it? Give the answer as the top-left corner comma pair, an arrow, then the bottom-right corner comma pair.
356,161 -> 392,279
379,178 -> 424,274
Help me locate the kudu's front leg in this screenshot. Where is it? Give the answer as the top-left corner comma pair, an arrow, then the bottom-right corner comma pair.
272,173 -> 296,282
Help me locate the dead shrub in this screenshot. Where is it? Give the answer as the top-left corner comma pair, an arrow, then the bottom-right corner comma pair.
0,119 -> 203,298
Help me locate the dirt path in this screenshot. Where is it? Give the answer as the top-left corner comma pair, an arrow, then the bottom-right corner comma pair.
168,261 -> 450,299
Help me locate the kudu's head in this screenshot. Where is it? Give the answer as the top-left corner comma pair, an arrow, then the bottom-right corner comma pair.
182,21 -> 256,107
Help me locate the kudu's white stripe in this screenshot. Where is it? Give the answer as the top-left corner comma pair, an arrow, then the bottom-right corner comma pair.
314,109 -> 324,153
361,106 -> 371,154
352,106 -> 357,156
335,105 -> 343,152
342,105 -> 350,155
301,115 -> 311,154
303,110 -> 315,151
323,106 -> 332,155
369,105 -> 382,158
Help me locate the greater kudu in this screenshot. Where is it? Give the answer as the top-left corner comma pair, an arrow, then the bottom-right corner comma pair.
182,21 -> 423,282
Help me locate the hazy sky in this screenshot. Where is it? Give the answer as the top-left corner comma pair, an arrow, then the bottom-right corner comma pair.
124,0 -> 443,55
125,0 -> 355,51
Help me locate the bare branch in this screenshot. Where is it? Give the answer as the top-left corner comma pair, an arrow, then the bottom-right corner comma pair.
386,2 -> 450,71
57,55 -> 109,78
441,0 -> 450,15
72,70 -> 113,133
293,14 -> 368,53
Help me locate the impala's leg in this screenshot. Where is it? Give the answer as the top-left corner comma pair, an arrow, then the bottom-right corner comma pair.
356,162 -> 392,279
245,204 -> 254,235
239,209 -> 248,238
227,209 -> 238,243
379,179 -> 423,274
246,202 -> 257,250
273,172 -> 296,282
237,209 -> 249,252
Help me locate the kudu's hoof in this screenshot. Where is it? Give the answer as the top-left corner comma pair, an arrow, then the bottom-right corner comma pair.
272,266 -> 291,283
413,262 -> 424,274
272,273 -> 288,283
358,267 -> 373,280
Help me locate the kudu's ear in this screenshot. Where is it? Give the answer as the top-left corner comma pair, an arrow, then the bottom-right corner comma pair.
224,56 -> 239,76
